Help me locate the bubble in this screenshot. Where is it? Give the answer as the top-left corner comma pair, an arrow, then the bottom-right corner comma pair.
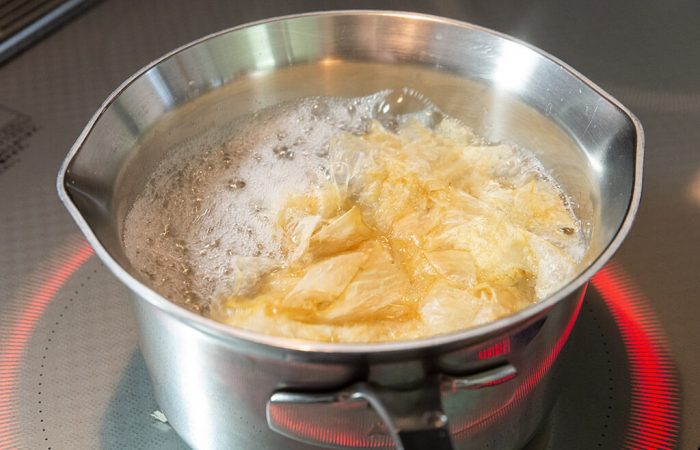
318,165 -> 331,180
273,145 -> 294,160
227,179 -> 246,190
316,143 -> 330,157
174,240 -> 187,253
183,291 -> 200,304
311,101 -> 329,118
373,88 -> 443,131
560,227 -> 575,235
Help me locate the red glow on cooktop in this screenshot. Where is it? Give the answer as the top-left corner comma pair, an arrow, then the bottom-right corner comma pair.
0,238 -> 681,449
592,264 -> 680,450
0,238 -> 94,449
268,264 -> 681,448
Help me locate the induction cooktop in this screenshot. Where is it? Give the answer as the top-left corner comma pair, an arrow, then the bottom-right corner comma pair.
0,1 -> 697,449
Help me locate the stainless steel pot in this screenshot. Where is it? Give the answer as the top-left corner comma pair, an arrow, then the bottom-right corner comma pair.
57,11 -> 643,450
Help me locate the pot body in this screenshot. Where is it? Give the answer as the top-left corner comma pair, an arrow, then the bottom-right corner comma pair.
133,284 -> 585,449
58,11 -> 643,450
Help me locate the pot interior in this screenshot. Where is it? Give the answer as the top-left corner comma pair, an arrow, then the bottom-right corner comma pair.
61,12 -> 639,343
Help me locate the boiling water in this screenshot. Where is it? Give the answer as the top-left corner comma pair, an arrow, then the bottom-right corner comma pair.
122,89 -> 585,315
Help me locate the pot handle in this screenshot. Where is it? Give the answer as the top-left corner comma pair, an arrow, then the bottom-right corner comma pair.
267,364 -> 517,450
349,376 -> 453,450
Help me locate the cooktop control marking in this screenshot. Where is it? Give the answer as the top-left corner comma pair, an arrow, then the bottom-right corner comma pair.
0,104 -> 37,175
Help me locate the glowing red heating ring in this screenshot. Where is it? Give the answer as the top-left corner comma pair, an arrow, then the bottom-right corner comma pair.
591,265 -> 680,449
267,263 -> 681,448
0,240 -> 681,449
0,237 -> 94,450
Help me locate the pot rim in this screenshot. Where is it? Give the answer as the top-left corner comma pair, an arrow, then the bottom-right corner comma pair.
56,9 -> 644,355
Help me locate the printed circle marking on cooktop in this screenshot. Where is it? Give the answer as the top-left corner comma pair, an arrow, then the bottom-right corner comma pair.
0,238 -> 681,449
34,270 -> 97,449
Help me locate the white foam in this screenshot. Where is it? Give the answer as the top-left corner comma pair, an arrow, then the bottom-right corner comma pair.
122,89 -> 587,313
123,92 -> 390,311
